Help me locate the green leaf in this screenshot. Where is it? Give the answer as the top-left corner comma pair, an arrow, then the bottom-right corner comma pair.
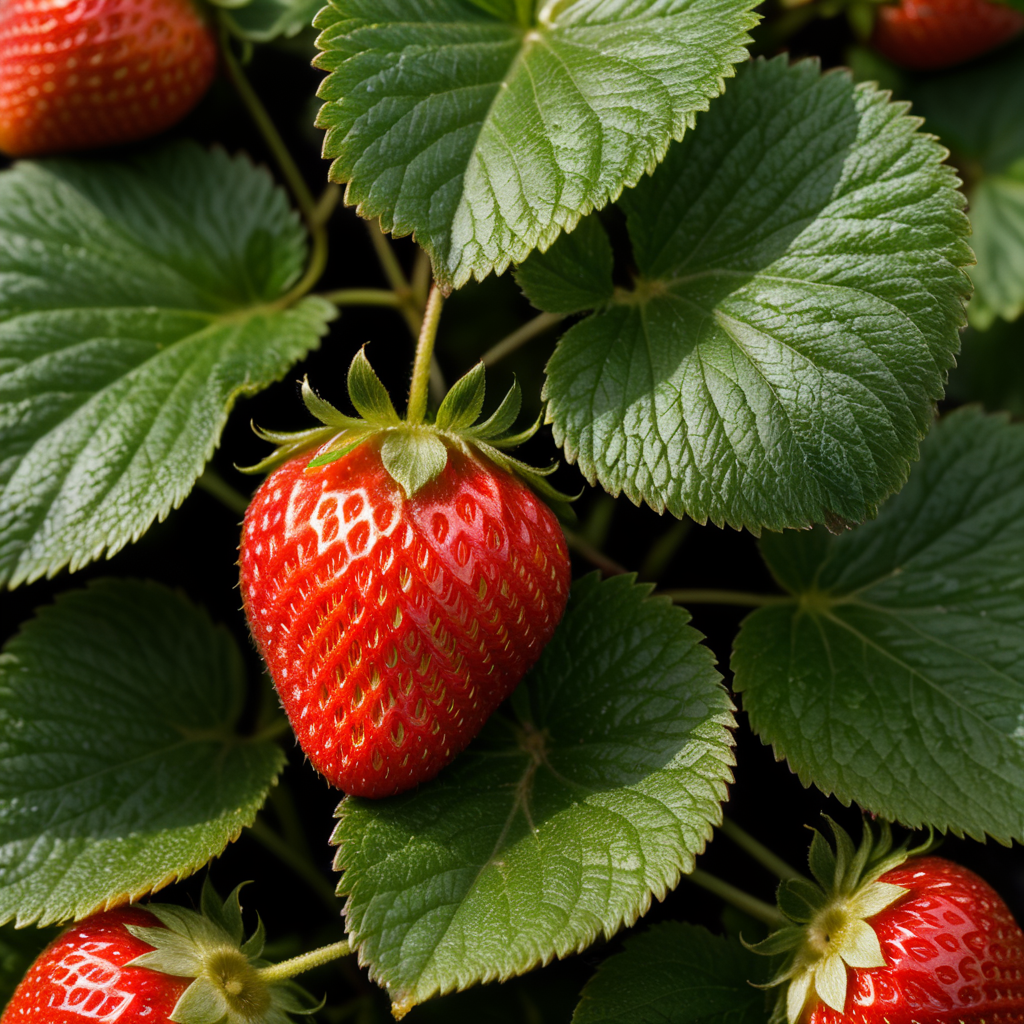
732,407 -> 1024,842
515,215 -> 615,315
0,580 -> 286,927
314,0 -> 760,290
218,0 -> 323,41
909,40 -> 1024,328
542,56 -> 972,533
333,574 -> 734,1016
572,922 -> 771,1024
0,142 -> 335,588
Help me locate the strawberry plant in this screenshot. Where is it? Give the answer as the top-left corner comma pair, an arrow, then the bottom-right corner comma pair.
2,1 -> 1024,1023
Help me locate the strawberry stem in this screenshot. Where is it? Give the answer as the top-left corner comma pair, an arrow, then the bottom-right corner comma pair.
407,285 -> 444,425
256,939 -> 355,983
247,819 -> 341,917
320,288 -> 405,310
196,469 -> 250,516
687,868 -> 788,929
720,817 -> 806,882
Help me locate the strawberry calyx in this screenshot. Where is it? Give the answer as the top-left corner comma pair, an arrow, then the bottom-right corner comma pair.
124,880 -> 320,1024
242,347 -> 575,508
748,817 -> 934,1024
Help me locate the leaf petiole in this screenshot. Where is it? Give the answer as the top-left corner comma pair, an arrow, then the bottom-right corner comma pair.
686,868 -> 787,929
719,817 -> 806,882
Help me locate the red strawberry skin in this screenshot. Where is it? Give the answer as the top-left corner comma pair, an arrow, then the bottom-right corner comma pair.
239,441 -> 571,799
809,856 -> 1024,1024
871,0 -> 1024,70
0,907 -> 188,1023
0,0 -> 217,158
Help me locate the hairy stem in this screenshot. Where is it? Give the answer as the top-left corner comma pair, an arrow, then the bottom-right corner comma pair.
407,285 -> 444,424
257,939 -> 355,982
720,817 -> 806,882
687,868 -> 787,929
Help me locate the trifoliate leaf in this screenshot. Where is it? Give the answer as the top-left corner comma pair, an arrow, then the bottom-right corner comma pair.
314,0 -> 760,290
0,581 -> 285,927
334,574 -> 734,1016
733,407 -> 1024,842
539,56 -> 971,532
0,142 -> 334,587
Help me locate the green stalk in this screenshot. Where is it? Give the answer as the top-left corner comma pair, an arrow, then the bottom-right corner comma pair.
196,469 -> 250,517
687,868 -> 787,929
406,285 -> 444,425
481,311 -> 564,366
256,940 -> 355,982
661,589 -> 790,608
562,528 -> 627,577
720,817 -> 806,882
320,288 -> 404,309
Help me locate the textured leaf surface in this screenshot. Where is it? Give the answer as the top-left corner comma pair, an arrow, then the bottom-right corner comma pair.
572,922 -> 770,1024
333,574 -> 734,1016
911,41 -> 1024,328
538,56 -> 972,532
217,0 -> 323,40
0,580 -> 286,927
733,408 -> 1024,842
313,0 -> 759,290
0,142 -> 334,587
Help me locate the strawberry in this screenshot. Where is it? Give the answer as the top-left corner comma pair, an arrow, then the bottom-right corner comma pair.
0,0 -> 218,158
870,0 -> 1024,70
1,883 -> 317,1023
239,352 -> 572,799
752,820 -> 1024,1024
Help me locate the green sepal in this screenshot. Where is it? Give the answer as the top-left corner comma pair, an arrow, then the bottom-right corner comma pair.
380,430 -> 450,498
776,878 -> 828,924
169,977 -> 230,1024
300,377 -> 364,431
463,378 -> 522,440
744,925 -> 806,961
202,879 -> 246,945
435,362 -> 487,432
347,347 -> 400,426
240,916 -> 266,961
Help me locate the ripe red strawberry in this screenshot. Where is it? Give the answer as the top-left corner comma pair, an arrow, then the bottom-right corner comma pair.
0,0 -> 218,158
754,820 -> 1024,1024
870,0 -> 1024,70
1,884 -> 317,1024
1,907 -> 188,1023
239,354 -> 572,799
